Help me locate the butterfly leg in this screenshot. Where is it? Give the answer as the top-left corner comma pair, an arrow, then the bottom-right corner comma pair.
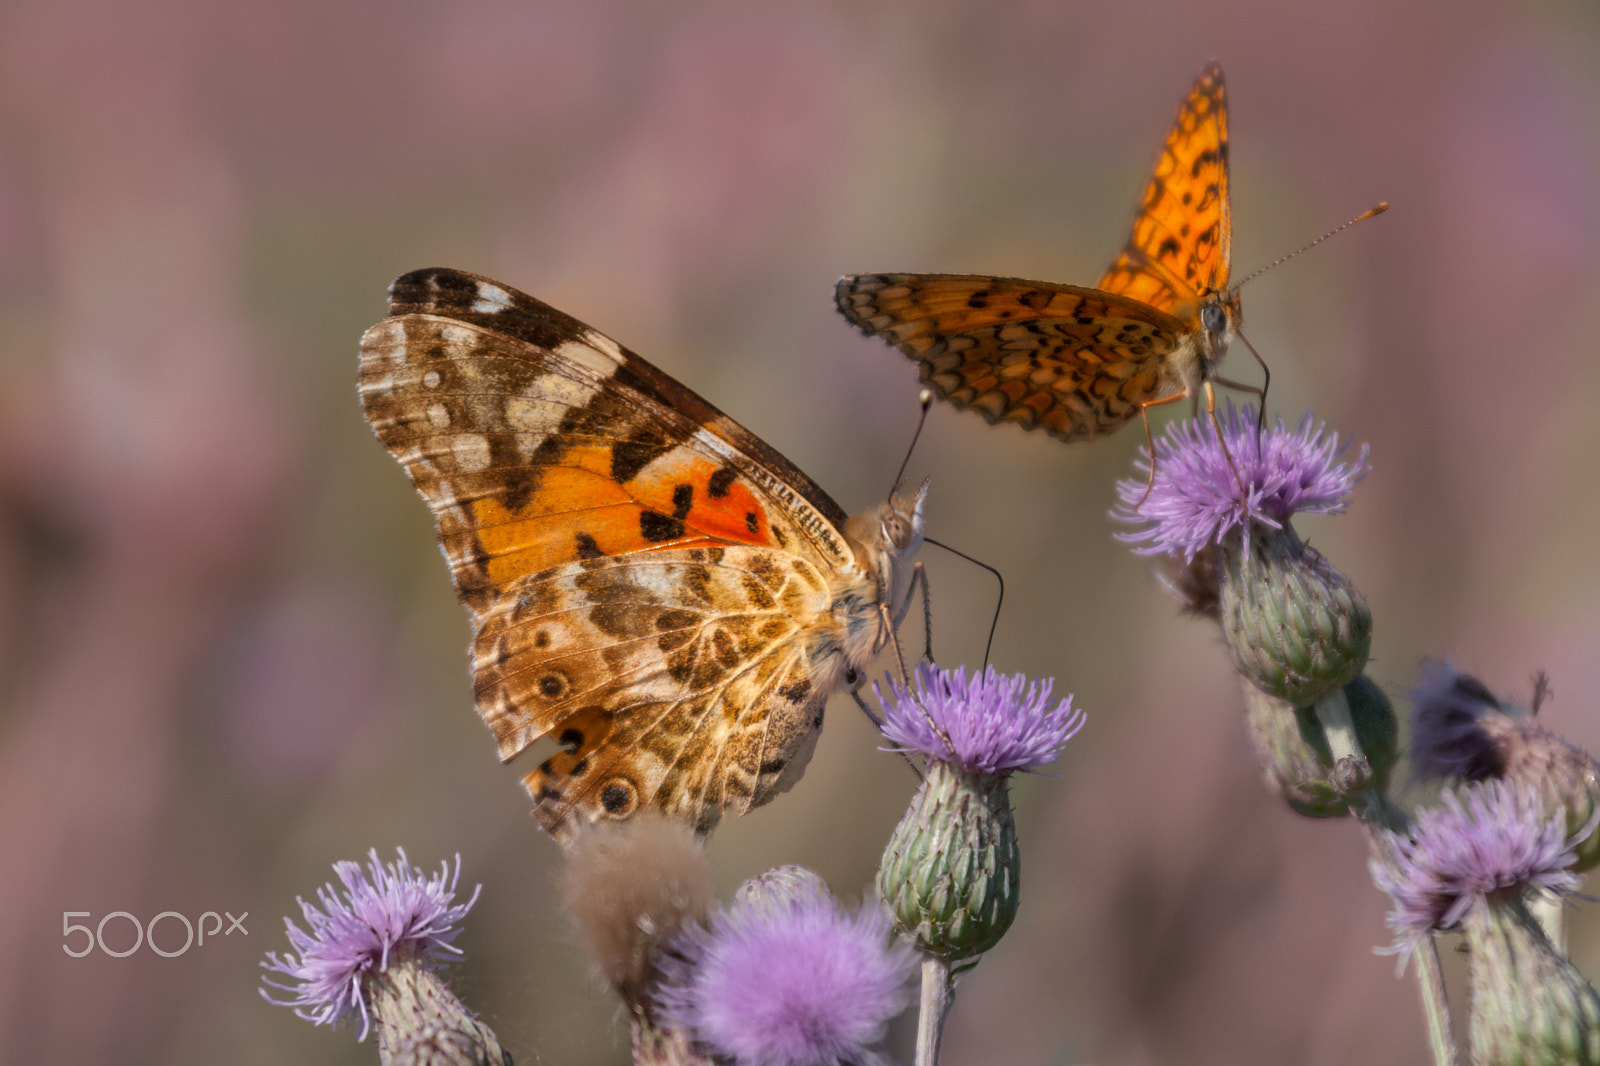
1202,380 -> 1252,505
891,561 -> 934,664
1211,372 -> 1267,452
878,600 -> 914,689
1133,390 -> 1192,509
851,688 -> 886,728
852,668 -> 928,782
876,595 -> 964,764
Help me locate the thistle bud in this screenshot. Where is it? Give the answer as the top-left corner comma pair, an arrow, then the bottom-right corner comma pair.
873,664 -> 1084,960
1217,524 -> 1371,706
1465,895 -> 1600,1066
879,759 -> 1020,960
1241,673 -> 1396,817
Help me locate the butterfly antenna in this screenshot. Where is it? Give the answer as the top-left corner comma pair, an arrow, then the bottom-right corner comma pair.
1531,670 -> 1553,716
890,390 -> 935,497
1231,202 -> 1389,293
923,537 -> 1003,669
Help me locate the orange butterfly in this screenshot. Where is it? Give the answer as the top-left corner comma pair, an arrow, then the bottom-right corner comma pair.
836,62 -> 1382,470
360,269 -> 927,844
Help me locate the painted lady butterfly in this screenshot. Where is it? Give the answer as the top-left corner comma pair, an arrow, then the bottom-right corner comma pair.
359,269 -> 927,843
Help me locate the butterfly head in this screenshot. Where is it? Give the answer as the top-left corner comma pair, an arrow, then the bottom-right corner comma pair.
845,476 -> 929,607
1198,289 -> 1242,370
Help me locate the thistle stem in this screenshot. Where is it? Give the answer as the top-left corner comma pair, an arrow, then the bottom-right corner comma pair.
1530,888 -> 1567,951
915,956 -> 953,1066
1323,687 -> 1459,1065
1414,936 -> 1462,1066
1314,686 -> 1359,765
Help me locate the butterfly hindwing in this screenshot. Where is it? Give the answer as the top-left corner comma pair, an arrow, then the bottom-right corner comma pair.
835,273 -> 1188,439
473,544 -> 834,836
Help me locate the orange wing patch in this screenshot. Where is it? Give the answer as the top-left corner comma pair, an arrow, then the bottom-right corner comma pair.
470,444 -> 778,589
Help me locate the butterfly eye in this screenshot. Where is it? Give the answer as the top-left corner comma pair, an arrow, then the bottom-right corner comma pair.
1201,302 -> 1227,335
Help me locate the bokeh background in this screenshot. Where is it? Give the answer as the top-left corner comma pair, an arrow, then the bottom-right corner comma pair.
3,1 -> 1599,1063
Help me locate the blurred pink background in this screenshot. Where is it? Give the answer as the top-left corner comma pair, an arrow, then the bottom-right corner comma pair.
3,1 -> 1598,1063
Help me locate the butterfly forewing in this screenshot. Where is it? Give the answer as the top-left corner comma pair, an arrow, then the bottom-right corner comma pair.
359,268 -> 911,842
1098,60 -> 1231,309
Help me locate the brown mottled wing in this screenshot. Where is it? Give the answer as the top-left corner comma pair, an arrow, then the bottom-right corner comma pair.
835,273 -> 1189,439
1097,61 -> 1231,311
472,544 -> 840,841
359,268 -> 865,840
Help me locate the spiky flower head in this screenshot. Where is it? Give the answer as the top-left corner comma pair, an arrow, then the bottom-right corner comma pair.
1370,781 -> 1589,964
1373,773 -> 1600,1062
874,664 -> 1083,960
260,849 -> 488,1051
654,872 -> 916,1066
1113,407 -> 1371,705
1113,404 -> 1369,562
874,662 -> 1085,775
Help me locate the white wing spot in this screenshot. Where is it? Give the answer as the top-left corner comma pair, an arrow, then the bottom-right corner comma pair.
580,329 -> 626,363
472,283 -> 515,315
451,434 -> 492,472
427,403 -> 451,428
558,337 -> 624,377
504,395 -> 559,431
423,370 -> 442,388
525,373 -> 596,411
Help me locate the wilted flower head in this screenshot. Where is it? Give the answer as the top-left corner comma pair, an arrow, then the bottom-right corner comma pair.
655,875 -> 916,1066
1410,658 -> 1512,780
1370,782 -> 1587,963
875,662 -> 1086,775
261,849 -> 480,1040
1114,404 -> 1369,560
560,812 -> 710,1003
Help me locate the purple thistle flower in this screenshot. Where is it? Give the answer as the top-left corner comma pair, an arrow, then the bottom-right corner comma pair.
655,878 -> 916,1066
1113,404 -> 1370,561
874,662 -> 1086,775
260,848 -> 481,1040
1370,781 -> 1587,964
